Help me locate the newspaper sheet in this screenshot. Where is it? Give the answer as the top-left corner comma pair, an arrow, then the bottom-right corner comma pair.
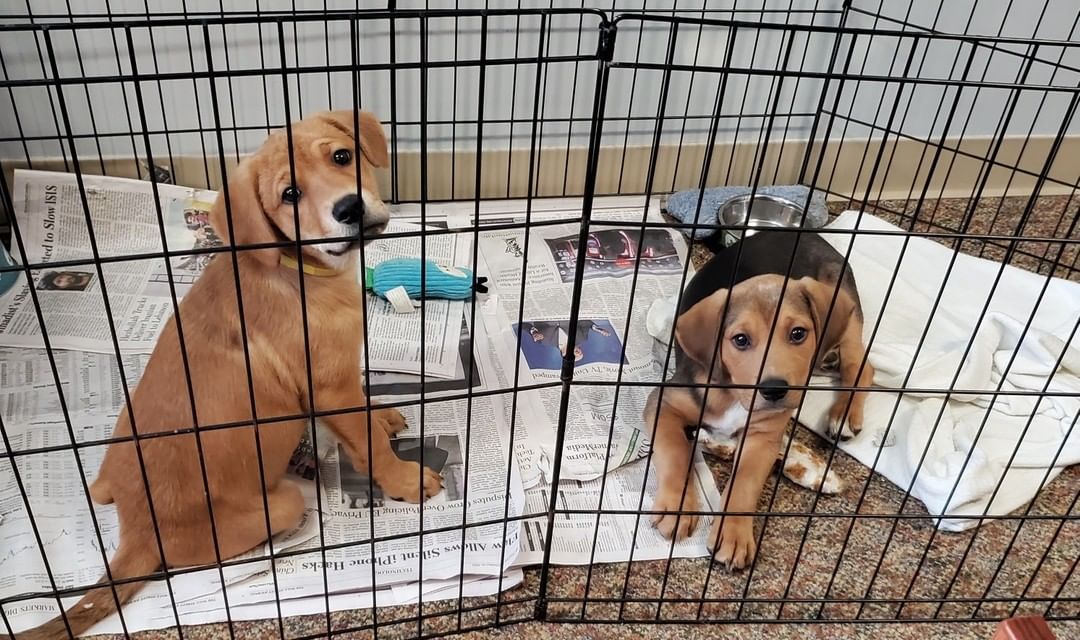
230,301 -> 528,602
0,344 -> 524,634
5,552 -> 523,638
0,182 -> 520,635
148,570 -> 524,634
1,386 -> 523,633
515,453 -> 722,566
208,403 -> 525,608
348,198 -> 722,570
361,206 -> 555,493
471,202 -> 695,482
0,171 -> 216,352
360,307 -> 547,492
0,170 -> 459,378
0,347 -> 148,439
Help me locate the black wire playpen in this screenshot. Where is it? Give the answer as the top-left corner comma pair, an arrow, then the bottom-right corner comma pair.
1,1 -> 1078,638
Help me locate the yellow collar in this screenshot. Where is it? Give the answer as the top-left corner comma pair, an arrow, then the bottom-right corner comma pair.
279,253 -> 340,277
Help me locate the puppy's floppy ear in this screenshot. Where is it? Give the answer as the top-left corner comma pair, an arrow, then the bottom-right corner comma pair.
797,277 -> 855,351
357,111 -> 390,168
675,289 -> 729,370
317,110 -> 390,168
209,158 -> 280,268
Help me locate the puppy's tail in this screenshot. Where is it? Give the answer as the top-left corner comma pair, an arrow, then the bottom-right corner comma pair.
14,538 -> 160,640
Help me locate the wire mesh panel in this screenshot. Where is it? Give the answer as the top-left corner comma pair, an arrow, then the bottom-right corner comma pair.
0,1 -> 1078,639
538,8 -> 1080,627
0,8 -> 610,637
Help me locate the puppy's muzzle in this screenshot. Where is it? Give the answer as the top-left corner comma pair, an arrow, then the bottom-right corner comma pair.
758,378 -> 789,402
333,194 -> 365,226
331,193 -> 389,247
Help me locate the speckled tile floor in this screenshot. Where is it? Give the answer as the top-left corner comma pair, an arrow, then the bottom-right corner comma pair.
95,195 -> 1078,639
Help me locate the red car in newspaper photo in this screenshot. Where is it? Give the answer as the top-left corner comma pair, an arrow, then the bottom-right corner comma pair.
545,228 -> 682,283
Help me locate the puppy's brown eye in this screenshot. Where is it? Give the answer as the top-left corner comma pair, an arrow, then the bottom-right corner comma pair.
790,327 -> 808,344
332,149 -> 352,166
282,186 -> 302,204
731,334 -> 751,350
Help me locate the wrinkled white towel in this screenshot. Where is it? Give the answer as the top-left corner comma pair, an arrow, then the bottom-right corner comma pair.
799,212 -> 1080,531
643,212 -> 1080,531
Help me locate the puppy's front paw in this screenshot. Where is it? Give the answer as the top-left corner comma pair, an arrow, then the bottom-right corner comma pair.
827,395 -> 862,441
375,408 -> 409,437
420,466 -> 443,499
651,486 -> 701,541
709,516 -> 756,571
848,392 -> 866,434
381,462 -> 443,503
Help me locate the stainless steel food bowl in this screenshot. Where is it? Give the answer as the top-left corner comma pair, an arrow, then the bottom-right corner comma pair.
717,193 -> 827,247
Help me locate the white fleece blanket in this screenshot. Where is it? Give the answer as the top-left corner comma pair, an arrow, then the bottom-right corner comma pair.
799,212 -> 1080,531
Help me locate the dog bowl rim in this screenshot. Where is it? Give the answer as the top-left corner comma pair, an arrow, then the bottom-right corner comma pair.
717,192 -> 827,245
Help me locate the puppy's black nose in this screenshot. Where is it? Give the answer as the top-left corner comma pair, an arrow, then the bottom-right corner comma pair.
759,378 -> 789,402
332,194 -> 364,225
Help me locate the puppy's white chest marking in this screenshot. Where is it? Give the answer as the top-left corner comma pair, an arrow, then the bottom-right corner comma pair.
700,403 -> 749,438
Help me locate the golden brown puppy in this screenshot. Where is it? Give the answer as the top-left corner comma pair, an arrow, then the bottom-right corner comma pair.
643,231 -> 873,570
17,111 -> 442,640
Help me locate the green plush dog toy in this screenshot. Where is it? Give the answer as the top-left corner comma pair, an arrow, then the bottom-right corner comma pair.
364,258 -> 488,312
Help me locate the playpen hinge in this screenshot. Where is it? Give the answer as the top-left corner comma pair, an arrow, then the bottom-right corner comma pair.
596,21 -> 617,63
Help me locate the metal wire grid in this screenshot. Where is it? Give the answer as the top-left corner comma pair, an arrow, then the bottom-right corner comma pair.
544,10 -> 1080,625
0,1 -> 1077,637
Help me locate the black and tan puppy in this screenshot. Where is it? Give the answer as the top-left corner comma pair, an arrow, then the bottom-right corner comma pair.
643,230 -> 873,569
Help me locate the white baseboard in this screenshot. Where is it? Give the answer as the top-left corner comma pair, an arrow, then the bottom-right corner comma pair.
3,134 -> 1076,225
